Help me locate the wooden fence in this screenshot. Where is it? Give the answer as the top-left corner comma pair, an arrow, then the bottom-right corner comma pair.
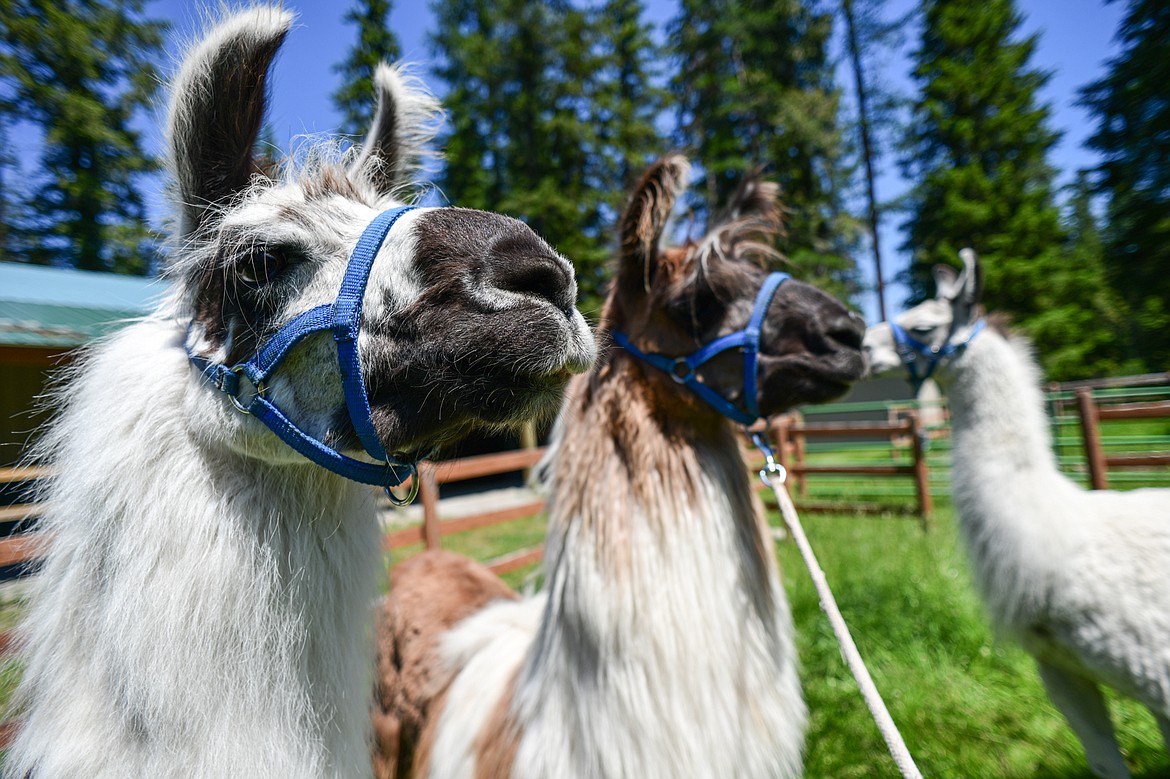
0,449 -> 552,580
0,466 -> 49,569
1075,387 -> 1170,490
758,413 -> 933,530
382,448 -> 549,575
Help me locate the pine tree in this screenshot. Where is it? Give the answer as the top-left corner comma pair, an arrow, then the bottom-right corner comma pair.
0,119 -> 14,259
0,0 -> 165,273
840,0 -> 905,321
669,0 -> 860,303
1080,0 -> 1170,372
431,0 -> 647,315
333,0 -> 401,138
577,0 -> 665,307
900,0 -> 1104,379
591,0 -> 665,194
1035,171 -> 1133,379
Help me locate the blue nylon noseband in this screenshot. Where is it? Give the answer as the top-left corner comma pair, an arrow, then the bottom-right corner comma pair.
889,317 -> 986,393
187,205 -> 419,496
611,271 -> 790,425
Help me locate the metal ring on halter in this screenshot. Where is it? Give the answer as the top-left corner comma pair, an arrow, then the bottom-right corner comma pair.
669,357 -> 694,384
228,366 -> 266,416
383,461 -> 420,506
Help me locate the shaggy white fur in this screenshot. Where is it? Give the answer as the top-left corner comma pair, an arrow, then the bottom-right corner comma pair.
4,7 -> 593,778
864,252 -> 1170,779
8,319 -> 384,779
421,386 -> 806,779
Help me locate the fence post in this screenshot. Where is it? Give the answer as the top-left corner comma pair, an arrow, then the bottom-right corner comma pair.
1076,388 -> 1109,490
909,412 -> 932,531
773,416 -> 793,498
419,463 -> 442,549
793,416 -> 809,498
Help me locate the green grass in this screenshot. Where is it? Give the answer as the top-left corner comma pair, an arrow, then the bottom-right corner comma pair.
385,512 -> 549,591
390,501 -> 1169,777
2,504 -> 1167,777
776,504 -> 1169,778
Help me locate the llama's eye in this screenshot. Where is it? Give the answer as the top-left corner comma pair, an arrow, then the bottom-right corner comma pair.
238,249 -> 287,286
911,325 -> 935,336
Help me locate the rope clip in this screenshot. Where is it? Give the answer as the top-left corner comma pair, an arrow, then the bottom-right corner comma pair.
750,432 -> 787,488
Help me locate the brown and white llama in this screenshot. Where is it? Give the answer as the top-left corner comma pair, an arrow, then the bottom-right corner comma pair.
3,8 -> 594,778
373,155 -> 867,779
864,250 -> 1170,779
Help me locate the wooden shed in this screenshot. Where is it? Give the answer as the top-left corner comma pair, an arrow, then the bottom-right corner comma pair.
0,262 -> 166,467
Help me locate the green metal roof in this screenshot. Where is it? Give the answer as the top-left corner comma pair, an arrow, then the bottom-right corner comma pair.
0,262 -> 168,348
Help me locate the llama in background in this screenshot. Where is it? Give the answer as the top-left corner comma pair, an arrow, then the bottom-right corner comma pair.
4,8 -> 593,778
373,155 -> 867,778
863,250 -> 1170,779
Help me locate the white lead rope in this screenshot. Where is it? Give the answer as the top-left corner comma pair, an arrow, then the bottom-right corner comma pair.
754,436 -> 925,779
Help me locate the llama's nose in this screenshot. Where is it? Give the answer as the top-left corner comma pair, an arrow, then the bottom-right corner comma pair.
826,312 -> 865,351
491,253 -> 576,314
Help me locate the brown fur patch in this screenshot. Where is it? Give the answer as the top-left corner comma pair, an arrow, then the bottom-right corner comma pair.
473,669 -> 522,779
985,310 -> 1013,337
372,550 -> 518,779
548,354 -> 766,580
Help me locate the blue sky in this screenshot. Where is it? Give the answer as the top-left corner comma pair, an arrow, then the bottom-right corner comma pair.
30,0 -> 1131,323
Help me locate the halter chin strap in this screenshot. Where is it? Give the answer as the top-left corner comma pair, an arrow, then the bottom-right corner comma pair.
611,271 -> 790,425
888,317 -> 986,393
187,205 -> 419,499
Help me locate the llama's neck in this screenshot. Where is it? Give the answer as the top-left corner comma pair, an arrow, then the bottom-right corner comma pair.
9,319 -> 382,779
510,358 -> 804,778
941,329 -> 1082,626
945,330 -> 1059,479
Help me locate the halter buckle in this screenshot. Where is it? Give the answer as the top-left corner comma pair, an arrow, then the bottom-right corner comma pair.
228,366 -> 267,415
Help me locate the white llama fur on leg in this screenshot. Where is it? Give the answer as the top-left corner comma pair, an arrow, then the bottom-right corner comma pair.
864,252 -> 1170,779
4,7 -> 593,777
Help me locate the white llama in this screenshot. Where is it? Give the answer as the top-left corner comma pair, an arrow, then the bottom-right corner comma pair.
864,249 -> 1170,779
372,156 -> 868,778
4,8 -> 594,778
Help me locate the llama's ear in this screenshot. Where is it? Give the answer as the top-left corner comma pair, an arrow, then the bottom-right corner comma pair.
712,166 -> 781,231
932,264 -> 960,301
617,154 -> 691,293
956,247 -> 982,306
166,7 -> 294,239
351,64 -> 441,197
707,167 -> 783,263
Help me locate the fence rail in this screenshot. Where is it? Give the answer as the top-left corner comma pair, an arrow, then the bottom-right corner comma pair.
1,374 -> 1169,749
1075,388 -> 1170,490
767,413 -> 932,530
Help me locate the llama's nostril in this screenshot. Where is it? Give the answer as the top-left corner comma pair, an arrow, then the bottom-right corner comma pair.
827,315 -> 865,351
492,255 -> 574,312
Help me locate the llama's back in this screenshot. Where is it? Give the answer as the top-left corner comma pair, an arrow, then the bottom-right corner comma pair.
1022,485 -> 1170,714
373,550 -> 523,779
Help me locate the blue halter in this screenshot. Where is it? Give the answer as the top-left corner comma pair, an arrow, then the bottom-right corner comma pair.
888,317 -> 986,393
611,271 -> 790,425
187,205 -> 419,500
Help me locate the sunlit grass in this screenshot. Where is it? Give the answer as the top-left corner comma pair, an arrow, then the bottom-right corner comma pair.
775,504 -> 1169,778
1,503 -> 1167,777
